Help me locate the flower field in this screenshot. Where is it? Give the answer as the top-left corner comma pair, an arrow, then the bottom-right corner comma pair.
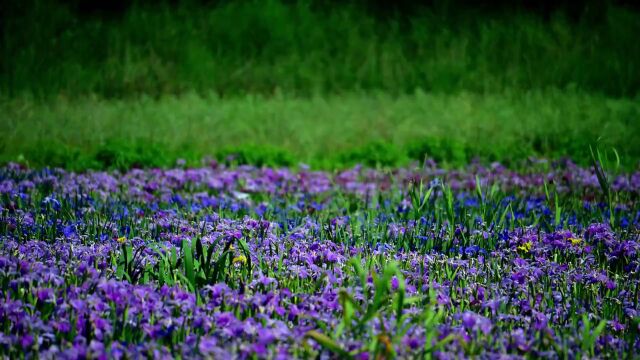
1,159 -> 639,359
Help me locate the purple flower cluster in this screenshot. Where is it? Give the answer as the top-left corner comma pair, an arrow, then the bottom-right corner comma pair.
0,161 -> 639,358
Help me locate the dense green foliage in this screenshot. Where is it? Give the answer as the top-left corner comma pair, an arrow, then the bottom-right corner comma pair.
1,0 -> 639,170
2,0 -> 639,98
2,90 -> 639,170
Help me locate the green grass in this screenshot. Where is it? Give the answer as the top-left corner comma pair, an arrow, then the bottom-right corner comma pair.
3,1 -> 638,170
2,0 -> 639,98
2,90 -> 638,170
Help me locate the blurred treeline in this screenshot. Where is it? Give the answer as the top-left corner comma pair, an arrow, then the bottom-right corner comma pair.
1,0 -> 639,99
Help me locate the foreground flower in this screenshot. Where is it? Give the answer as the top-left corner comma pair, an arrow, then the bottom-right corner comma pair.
0,161 -> 637,358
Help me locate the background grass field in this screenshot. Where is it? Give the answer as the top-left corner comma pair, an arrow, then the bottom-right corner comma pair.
1,0 -> 639,170
3,90 -> 638,170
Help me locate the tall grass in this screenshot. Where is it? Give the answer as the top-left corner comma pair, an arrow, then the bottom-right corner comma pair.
2,0 -> 639,98
2,90 -> 638,170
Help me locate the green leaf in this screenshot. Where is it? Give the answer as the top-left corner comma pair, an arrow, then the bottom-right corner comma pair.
237,238 -> 253,274
211,250 -> 233,284
543,181 -> 550,202
592,319 -> 607,340
170,247 -> 178,270
590,146 -> 610,199
428,333 -> 456,354
612,148 -> 621,171
305,330 -> 352,359
158,259 -> 166,286
475,175 -> 483,201
183,239 -> 196,292
554,192 -> 561,227
581,314 -> 592,352
337,290 -> 359,337
498,203 -> 511,228
349,257 -> 367,288
195,237 -> 204,264
394,271 -> 406,333
175,271 -> 196,293
205,244 -> 216,278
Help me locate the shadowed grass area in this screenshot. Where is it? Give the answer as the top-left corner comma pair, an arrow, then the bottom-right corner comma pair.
2,0 -> 639,98
2,90 -> 638,170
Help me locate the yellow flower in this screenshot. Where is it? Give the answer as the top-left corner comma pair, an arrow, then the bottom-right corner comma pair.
232,255 -> 247,265
517,241 -> 532,253
117,236 -> 127,244
568,237 -> 582,246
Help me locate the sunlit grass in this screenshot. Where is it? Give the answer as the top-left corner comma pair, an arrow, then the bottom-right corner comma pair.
2,90 -> 638,170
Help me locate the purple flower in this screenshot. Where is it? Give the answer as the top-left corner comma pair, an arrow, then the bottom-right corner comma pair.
509,328 -> 531,352
532,312 -> 549,332
20,334 -> 34,348
605,280 -> 617,290
511,271 -> 527,285
89,340 -> 107,360
609,320 -> 625,332
215,312 -> 235,328
215,312 -> 236,328
325,251 -> 339,263
257,327 -> 276,345
462,312 -> 477,329
403,335 -> 424,350
199,336 -> 218,355
53,320 -> 72,333
461,311 -> 492,335
252,342 -> 268,357
391,276 -> 399,290
70,299 -> 87,312
63,225 -> 76,238
35,288 -> 54,302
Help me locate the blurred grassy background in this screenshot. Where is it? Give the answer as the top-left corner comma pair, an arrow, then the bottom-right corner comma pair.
3,90 -> 638,170
4,0 -> 640,97
1,0 -> 639,169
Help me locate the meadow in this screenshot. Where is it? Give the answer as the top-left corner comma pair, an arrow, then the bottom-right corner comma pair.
0,160 -> 639,358
1,0 -> 640,358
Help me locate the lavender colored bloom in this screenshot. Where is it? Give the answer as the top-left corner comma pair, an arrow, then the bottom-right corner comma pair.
461,311 -> 492,335
214,312 -> 235,328
0,162 -> 638,358
198,336 -> 217,354
20,334 -> 33,348
35,288 -> 54,302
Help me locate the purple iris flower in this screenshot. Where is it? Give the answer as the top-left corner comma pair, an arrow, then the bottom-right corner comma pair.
215,312 -> 235,328
20,334 -> 33,348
